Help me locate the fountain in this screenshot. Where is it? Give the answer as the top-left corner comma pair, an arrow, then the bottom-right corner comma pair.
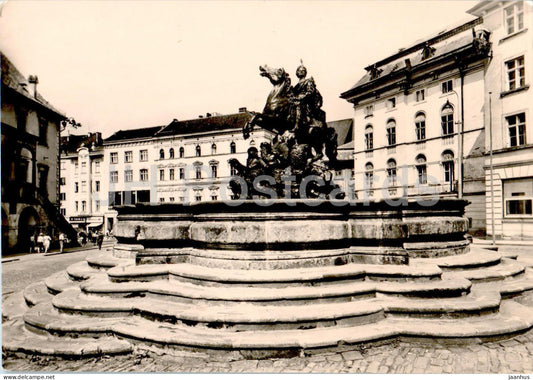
3,63 -> 533,358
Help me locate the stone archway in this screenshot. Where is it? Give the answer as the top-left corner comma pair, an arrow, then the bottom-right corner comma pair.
17,207 -> 40,251
2,208 -> 9,253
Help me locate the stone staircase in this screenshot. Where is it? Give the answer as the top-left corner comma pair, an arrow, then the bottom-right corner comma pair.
3,244 -> 533,357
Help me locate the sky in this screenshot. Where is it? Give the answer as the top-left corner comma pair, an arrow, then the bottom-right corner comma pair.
0,0 -> 479,138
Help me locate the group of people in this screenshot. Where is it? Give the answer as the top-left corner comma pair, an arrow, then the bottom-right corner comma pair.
29,230 -> 106,254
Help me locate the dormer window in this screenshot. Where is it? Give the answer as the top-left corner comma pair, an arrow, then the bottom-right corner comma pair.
421,43 -> 436,60
368,65 -> 382,80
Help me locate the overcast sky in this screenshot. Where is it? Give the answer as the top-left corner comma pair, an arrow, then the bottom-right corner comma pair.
0,0 -> 479,137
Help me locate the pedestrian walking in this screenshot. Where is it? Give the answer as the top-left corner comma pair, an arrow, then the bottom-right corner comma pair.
97,232 -> 104,250
29,234 -> 36,254
36,232 -> 44,253
42,233 -> 52,253
58,232 -> 66,253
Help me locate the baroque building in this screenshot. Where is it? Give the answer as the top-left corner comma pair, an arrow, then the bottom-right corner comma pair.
1,51 -> 75,252
467,1 -> 532,239
341,16 -> 492,236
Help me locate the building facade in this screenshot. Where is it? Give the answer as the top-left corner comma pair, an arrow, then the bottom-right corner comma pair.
1,52 -> 68,252
341,17 -> 492,236
467,1 -> 533,239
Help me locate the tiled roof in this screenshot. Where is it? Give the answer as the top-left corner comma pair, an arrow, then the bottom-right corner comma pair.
155,112 -> 254,138
60,133 -> 103,154
327,118 -> 353,146
104,126 -> 164,143
1,51 -> 65,117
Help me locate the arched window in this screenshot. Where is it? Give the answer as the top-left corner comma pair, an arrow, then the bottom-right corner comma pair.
169,148 -> 174,159
387,158 -> 397,186
159,149 -> 165,160
211,143 -> 217,155
441,150 -> 455,185
415,154 -> 427,184
441,102 -> 454,135
196,145 -> 201,157
230,141 -> 236,154
179,147 -> 184,158
386,119 -> 396,146
365,162 -> 374,188
364,125 -> 373,150
415,112 -> 426,141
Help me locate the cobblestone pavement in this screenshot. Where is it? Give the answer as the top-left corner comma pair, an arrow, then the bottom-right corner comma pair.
2,244 -> 533,374
2,329 -> 533,373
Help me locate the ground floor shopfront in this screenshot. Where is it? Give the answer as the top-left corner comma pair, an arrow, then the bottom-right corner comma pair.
485,147 -> 533,240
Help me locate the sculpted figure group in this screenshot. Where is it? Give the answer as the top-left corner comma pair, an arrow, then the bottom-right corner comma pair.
229,62 -> 343,200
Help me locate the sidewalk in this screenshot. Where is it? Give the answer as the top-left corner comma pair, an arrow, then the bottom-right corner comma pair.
1,240 -> 115,263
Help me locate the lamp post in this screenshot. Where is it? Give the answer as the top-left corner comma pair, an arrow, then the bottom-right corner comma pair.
449,88 -> 464,199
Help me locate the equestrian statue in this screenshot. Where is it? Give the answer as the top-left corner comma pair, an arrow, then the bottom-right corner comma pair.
229,61 -> 344,200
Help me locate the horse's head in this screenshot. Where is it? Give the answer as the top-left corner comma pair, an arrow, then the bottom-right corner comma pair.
259,65 -> 288,85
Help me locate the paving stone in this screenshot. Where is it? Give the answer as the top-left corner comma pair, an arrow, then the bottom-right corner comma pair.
366,361 -> 380,373
413,356 -> 429,369
341,351 -> 363,361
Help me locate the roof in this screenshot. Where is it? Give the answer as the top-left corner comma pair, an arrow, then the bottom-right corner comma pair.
341,17 -> 484,98
60,132 -> 104,155
104,125 -> 164,143
154,112 -> 254,138
1,51 -> 65,117
327,118 -> 353,146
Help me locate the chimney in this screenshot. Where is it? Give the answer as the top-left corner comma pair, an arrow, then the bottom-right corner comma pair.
28,75 -> 39,98
239,107 -> 247,113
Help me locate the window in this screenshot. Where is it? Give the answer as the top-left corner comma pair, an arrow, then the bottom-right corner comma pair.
386,159 -> 397,186
159,149 -> 165,160
415,154 -> 427,184
230,165 -> 238,176
140,149 -> 148,162
211,195 -> 218,201
169,197 -> 175,202
60,208 -> 66,216
504,178 -> 533,217
386,119 -> 396,146
74,162 -> 79,172
211,143 -> 217,155
169,148 -> 174,159
110,152 -> 118,164
159,169 -> 165,181
37,165 -> 48,193
386,97 -> 396,110
75,182 -> 79,193
95,200 -> 100,211
507,113 -> 526,147
81,162 -> 87,174
364,105 -> 374,117
211,165 -> 218,178
415,112 -> 426,140
179,147 -> 185,158
442,80 -> 453,93
60,193 -> 66,201
140,169 -> 149,181
179,168 -> 185,179
196,145 -> 201,157
230,142 -> 236,154
195,166 -> 202,179
416,89 -> 425,102
110,171 -> 118,183
365,162 -> 374,188
441,103 -> 454,135
82,201 -> 86,212
505,2 -> 524,35
60,177 -> 66,186
160,198 -> 165,203
81,181 -> 87,192
75,201 -> 79,212
125,151 -> 133,163
95,181 -> 100,192
169,168 -> 175,180
38,118 -> 48,146
365,125 -> 373,150
506,56 -> 525,91
94,161 -> 100,174
125,170 -> 133,182
195,195 -> 202,202
442,151 -> 455,183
